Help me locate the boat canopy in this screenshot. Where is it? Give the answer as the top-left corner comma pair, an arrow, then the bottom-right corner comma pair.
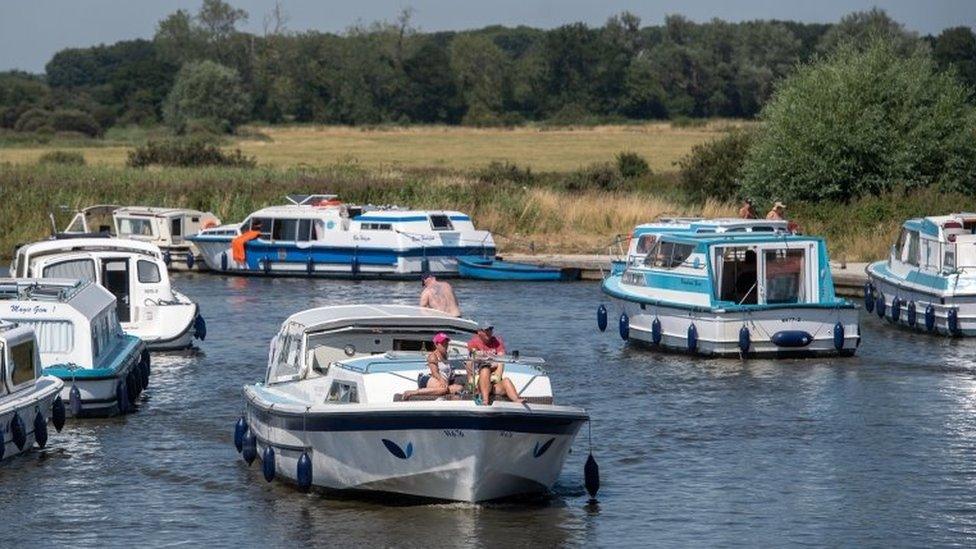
288,305 -> 479,335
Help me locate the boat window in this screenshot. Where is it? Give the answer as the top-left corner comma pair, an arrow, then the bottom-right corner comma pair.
715,247 -> 758,304
393,339 -> 434,352
272,219 -> 298,241
9,338 -> 37,386
764,249 -> 806,304
66,213 -> 87,233
14,320 -> 74,354
645,241 -> 695,269
43,259 -> 96,282
326,381 -> 359,403
429,215 -> 454,231
297,219 -> 312,242
751,226 -> 775,232
945,249 -> 956,271
170,217 -> 182,237
901,230 -> 920,266
118,217 -> 155,237
137,260 -> 161,283
362,223 -> 393,231
269,322 -> 303,382
635,234 -> 657,254
249,217 -> 272,239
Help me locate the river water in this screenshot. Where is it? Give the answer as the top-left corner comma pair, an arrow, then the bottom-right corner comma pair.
2,275 -> 975,547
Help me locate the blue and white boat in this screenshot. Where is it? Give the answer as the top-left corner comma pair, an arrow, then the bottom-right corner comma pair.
0,279 -> 149,417
236,305 -> 588,502
866,213 -> 976,335
601,231 -> 859,357
456,255 -> 580,281
188,195 -> 495,278
0,320 -> 65,460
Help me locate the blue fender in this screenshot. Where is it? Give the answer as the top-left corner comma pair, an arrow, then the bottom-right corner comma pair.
687,323 -> 698,353
651,318 -> 662,345
33,410 -> 47,449
618,312 -> 629,341
194,315 -> 207,341
69,385 -> 82,416
876,293 -> 886,318
306,257 -> 315,275
51,396 -> 66,432
833,322 -> 845,351
297,451 -> 313,492
925,304 -> 936,332
262,446 -> 276,482
907,301 -> 917,328
891,297 -> 901,323
771,330 -> 813,347
948,308 -> 959,334
596,305 -> 608,332
738,325 -> 750,353
10,413 -> 26,451
863,282 -> 875,312
242,429 -> 257,465
234,416 -> 247,453
186,253 -> 195,270
220,252 -> 228,271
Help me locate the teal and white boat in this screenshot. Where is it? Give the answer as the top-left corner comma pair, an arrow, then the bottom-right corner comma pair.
601,231 -> 859,357
0,279 -> 149,417
866,213 -> 976,335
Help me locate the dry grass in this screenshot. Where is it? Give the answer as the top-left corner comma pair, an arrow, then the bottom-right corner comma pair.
0,121 -> 745,172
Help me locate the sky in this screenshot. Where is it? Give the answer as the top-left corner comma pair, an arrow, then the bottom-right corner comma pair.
2,0 -> 975,73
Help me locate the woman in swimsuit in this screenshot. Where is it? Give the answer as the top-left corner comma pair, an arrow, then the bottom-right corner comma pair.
401,332 -> 462,401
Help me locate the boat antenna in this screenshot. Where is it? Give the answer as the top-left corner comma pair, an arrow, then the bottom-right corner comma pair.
48,212 -> 58,236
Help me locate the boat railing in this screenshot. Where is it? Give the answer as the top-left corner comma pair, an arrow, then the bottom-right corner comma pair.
0,278 -> 85,302
343,351 -> 547,374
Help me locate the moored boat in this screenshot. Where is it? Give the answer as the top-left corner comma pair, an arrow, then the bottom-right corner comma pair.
0,279 -> 149,417
236,304 -> 588,502
866,213 -> 976,335
187,194 -> 495,278
61,205 -> 221,271
601,230 -> 859,357
456,255 -> 580,281
0,320 -> 66,460
12,238 -> 205,350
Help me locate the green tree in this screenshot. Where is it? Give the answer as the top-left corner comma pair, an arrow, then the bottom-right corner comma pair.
163,60 -> 250,133
741,38 -> 976,202
817,8 -> 921,55
449,34 -> 509,124
932,27 -> 976,93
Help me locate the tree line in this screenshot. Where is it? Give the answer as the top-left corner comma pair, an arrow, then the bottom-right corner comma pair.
1,2 -> 975,136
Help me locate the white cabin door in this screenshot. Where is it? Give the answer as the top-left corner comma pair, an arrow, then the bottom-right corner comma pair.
102,258 -> 131,322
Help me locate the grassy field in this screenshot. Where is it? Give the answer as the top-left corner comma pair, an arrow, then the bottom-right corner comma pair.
0,121 -> 740,172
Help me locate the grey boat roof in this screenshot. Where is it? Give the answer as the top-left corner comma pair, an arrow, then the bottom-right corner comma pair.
287,305 -> 480,334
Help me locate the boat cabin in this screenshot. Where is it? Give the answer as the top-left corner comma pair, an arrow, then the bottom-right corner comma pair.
0,320 -> 43,397
623,233 -> 835,308
113,207 -> 220,248
625,218 -> 790,261
889,214 -> 976,274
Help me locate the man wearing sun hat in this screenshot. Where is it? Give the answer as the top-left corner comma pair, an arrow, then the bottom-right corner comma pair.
766,201 -> 787,221
466,321 -> 523,405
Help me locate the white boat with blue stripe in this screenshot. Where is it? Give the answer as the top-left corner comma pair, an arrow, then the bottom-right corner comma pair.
866,214 -> 976,335
0,279 -> 149,417
235,305 -> 588,502
601,230 -> 859,357
0,320 -> 65,460
188,195 -> 495,278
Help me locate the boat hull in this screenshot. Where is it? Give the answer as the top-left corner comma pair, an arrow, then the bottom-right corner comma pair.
866,261 -> 976,336
123,293 -> 201,351
456,256 -> 580,282
159,245 -> 208,272
45,338 -> 147,417
0,376 -> 63,461
243,396 -> 586,502
189,236 -> 495,279
606,295 -> 859,357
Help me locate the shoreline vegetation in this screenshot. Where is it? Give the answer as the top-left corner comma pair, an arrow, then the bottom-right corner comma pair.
1,121 -> 965,263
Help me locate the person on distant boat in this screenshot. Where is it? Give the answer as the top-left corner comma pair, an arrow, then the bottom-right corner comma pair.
467,322 -> 523,405
401,332 -> 462,401
739,198 -> 757,219
766,201 -> 787,221
420,274 -> 461,317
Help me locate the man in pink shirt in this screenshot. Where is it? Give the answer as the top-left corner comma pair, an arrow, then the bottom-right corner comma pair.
467,321 -> 522,405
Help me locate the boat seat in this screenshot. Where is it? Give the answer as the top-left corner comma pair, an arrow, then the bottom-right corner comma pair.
392,393 -> 553,405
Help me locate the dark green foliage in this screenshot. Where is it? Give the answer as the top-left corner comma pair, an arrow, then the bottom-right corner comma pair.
163,61 -> 250,133
932,27 -> 976,93
475,161 -> 534,185
127,138 -> 256,168
50,109 -> 102,137
742,39 -> 976,202
565,162 -> 621,191
37,151 -> 86,165
14,108 -> 53,133
616,151 -> 650,178
678,128 -> 755,201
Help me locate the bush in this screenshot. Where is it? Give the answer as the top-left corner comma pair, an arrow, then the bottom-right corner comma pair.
678,128 -> 756,202
475,161 -> 534,185
163,61 -> 251,134
50,109 -> 102,137
742,38 -> 976,202
126,139 -> 256,168
37,150 -> 85,166
564,162 -> 621,191
616,151 -> 650,178
14,107 -> 53,133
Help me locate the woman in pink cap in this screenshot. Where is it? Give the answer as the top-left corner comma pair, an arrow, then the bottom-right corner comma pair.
402,332 -> 462,400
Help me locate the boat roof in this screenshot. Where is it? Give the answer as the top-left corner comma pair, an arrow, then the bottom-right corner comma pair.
19,237 -> 162,258
285,194 -> 339,205
662,232 -> 822,246
905,213 -> 976,238
288,305 -> 480,334
246,205 -> 466,220
77,204 -> 121,215
0,278 -> 115,319
114,206 -> 212,217
634,218 -> 788,232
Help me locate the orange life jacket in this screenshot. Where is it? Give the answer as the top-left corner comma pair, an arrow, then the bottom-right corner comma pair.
232,230 -> 261,263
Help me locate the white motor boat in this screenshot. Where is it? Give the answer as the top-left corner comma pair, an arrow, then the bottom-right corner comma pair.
0,279 -> 148,417
188,194 -> 495,278
0,319 -> 65,460
61,204 -> 221,271
236,305 -> 589,502
11,237 -> 205,350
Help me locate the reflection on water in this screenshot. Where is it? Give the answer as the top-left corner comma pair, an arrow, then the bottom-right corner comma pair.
1,275 -> 976,546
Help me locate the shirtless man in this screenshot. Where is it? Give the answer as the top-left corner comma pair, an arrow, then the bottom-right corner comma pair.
420,274 -> 461,317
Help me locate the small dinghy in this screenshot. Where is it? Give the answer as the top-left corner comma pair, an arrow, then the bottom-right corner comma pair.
457,256 -> 580,281
12,237 -> 205,350
0,320 -> 65,460
235,304 -> 588,502
0,279 -> 148,417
